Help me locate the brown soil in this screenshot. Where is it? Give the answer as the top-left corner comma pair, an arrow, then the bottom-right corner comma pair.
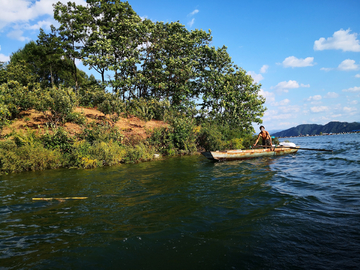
1,107 -> 169,140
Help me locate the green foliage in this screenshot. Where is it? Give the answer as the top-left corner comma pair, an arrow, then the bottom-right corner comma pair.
123,143 -> 155,163
0,62 -> 8,84
196,123 -> 226,151
78,85 -> 107,107
148,115 -> 197,154
41,127 -> 74,153
126,98 -> 171,121
0,80 -> 38,119
169,116 -> 197,153
79,121 -> 123,144
97,93 -> 125,122
147,127 -> 174,155
35,86 -> 78,125
64,140 -> 126,168
0,140 -> 62,174
65,111 -> 87,125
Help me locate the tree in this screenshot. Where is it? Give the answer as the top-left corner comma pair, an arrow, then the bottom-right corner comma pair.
37,27 -> 67,87
53,1 -> 89,91
83,0 -> 146,95
0,62 -> 7,84
198,46 -> 265,130
139,22 -> 212,105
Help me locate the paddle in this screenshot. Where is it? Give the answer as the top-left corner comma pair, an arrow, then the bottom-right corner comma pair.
253,145 -> 332,152
278,146 -> 333,152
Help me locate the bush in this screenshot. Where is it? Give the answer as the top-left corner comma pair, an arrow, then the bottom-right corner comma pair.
123,143 -> 155,163
35,86 -> 78,126
196,123 -> 226,151
41,127 -> 74,153
78,86 -> 107,108
90,140 -> 126,166
63,140 -> 126,168
79,121 -> 123,144
0,140 -> 62,174
0,81 -> 38,119
65,111 -> 87,125
126,98 -> 171,121
97,95 -> 125,122
168,116 -> 197,153
147,115 -> 197,155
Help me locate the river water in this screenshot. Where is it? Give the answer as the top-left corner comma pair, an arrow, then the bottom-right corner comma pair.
1,134 -> 359,269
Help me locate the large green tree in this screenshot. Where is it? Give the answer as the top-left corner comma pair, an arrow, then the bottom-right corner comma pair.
51,0 -> 266,129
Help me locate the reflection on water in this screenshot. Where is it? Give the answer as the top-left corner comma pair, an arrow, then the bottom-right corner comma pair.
1,134 -> 360,269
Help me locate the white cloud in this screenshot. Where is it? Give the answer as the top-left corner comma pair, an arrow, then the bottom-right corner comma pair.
349,100 -> 358,105
343,107 -> 357,113
260,65 -> 269,73
0,0 -> 86,30
355,74 -> 360,78
300,83 -> 310,88
7,30 -> 30,41
189,9 -> 199,16
272,114 -> 292,120
24,19 -> 53,30
314,29 -> 360,52
247,71 -> 264,83
282,56 -> 315,68
338,59 -> 359,71
0,53 -> 10,62
324,92 -> 339,98
273,99 -> 290,106
310,106 -> 329,113
307,95 -> 322,101
320,67 -> 333,72
343,86 -> 360,92
259,89 -> 275,103
272,80 -> 299,93
188,18 -> 195,27
279,105 -> 301,113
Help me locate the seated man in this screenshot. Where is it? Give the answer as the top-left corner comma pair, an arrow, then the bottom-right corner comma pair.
253,126 -> 273,150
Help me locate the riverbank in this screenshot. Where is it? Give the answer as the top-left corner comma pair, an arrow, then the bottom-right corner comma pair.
0,106 -> 257,175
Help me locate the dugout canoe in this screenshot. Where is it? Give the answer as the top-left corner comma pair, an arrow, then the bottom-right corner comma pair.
201,147 -> 299,161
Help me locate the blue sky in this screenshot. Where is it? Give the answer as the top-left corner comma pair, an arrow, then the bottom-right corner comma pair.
0,0 -> 359,131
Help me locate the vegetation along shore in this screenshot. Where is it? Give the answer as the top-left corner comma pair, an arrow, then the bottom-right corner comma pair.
0,0 -> 275,175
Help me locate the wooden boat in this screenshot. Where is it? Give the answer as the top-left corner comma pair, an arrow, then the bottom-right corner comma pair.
201,146 -> 299,161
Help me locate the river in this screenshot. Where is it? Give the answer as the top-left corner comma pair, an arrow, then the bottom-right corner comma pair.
1,134 -> 359,269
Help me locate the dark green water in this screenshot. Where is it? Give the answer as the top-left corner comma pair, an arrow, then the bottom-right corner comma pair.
1,134 -> 360,269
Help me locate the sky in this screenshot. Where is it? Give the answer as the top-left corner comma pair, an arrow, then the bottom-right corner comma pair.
0,0 -> 359,131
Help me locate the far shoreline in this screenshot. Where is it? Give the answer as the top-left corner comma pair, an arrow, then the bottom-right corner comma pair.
278,131 -> 360,139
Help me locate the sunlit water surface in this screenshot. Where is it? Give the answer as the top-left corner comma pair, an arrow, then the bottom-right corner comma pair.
1,134 -> 359,269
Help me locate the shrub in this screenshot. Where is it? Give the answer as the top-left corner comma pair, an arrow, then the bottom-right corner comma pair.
65,111 -> 87,125
35,86 -> 78,126
196,123 -> 226,151
0,81 -> 38,119
97,95 -> 125,122
79,121 -> 123,144
123,143 -> 155,163
226,137 -> 244,150
0,140 -> 62,174
89,140 -> 126,166
168,116 -> 197,153
78,86 -> 107,108
63,140 -> 126,168
41,127 -> 74,153
64,140 -> 98,169
126,98 -> 171,121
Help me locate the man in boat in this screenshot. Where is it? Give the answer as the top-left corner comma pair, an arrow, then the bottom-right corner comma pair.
253,126 -> 273,150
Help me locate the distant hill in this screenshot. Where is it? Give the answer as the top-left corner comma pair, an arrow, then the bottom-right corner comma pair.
272,121 -> 360,137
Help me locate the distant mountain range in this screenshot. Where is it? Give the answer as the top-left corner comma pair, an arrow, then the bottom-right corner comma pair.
272,121 -> 360,137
